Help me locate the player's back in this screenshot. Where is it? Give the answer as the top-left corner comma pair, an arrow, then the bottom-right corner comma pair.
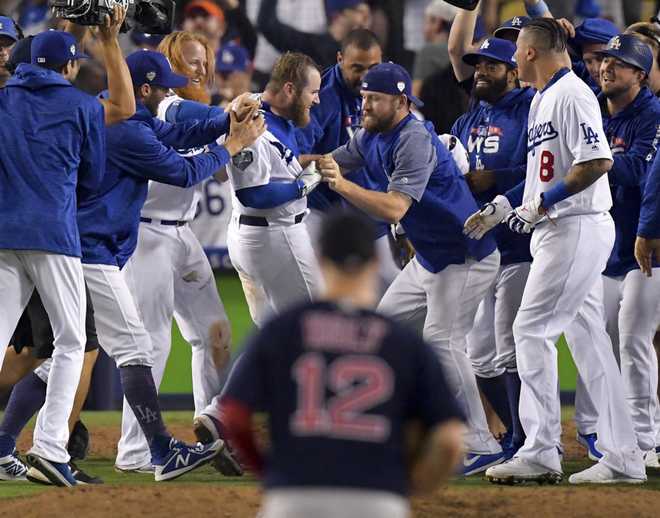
524,69 -> 613,219
233,300 -> 458,496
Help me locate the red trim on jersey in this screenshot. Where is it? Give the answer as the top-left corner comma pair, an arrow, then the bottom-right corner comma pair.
220,397 -> 264,476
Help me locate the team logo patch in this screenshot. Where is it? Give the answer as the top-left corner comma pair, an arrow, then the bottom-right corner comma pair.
0,23 -> 4,29
397,81 -> 405,92
70,44 -> 76,55
232,149 -> 254,170
146,71 -> 156,81
222,50 -> 234,64
362,81 -> 368,89
481,39 -> 490,49
512,16 -> 522,26
609,36 -> 621,50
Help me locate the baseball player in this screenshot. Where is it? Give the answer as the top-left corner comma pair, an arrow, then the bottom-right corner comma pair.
592,35 -> 660,468
116,31 -> 239,476
73,49 -> 264,482
295,29 -> 400,286
221,211 -> 465,518
466,18 -> 645,484
223,52 -> 324,328
319,62 -> 505,476
636,140 -> 660,276
568,18 -> 620,93
0,30 -> 105,486
451,37 -> 534,459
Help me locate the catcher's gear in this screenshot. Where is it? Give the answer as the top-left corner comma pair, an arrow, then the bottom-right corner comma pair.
443,0 -> 480,10
463,194 -> 513,240
297,161 -> 322,197
505,194 -> 545,234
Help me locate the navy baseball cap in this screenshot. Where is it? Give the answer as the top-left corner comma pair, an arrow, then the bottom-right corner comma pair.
570,18 -> 620,53
326,0 -> 364,16
0,16 -> 19,42
216,43 -> 250,73
126,49 -> 188,88
31,31 -> 88,67
463,38 -> 517,68
130,31 -> 165,48
360,62 -> 423,107
493,16 -> 530,38
596,34 -> 653,75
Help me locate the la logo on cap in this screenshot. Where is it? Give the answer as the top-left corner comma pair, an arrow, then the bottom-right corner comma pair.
397,81 -> 405,92
146,71 -> 156,81
223,50 -> 234,63
610,36 -> 621,50
70,44 -> 76,55
362,81 -> 368,88
512,16 -> 522,26
0,22 -> 3,29
481,39 -> 490,49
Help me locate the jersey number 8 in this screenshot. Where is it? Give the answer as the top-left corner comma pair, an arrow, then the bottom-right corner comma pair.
290,352 -> 394,442
539,150 -> 555,182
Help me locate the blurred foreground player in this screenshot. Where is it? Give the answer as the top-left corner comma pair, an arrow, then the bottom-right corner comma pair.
221,211 -> 465,518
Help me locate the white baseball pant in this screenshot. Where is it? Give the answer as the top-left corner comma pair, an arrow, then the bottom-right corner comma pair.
514,213 -> 644,478
260,489 -> 409,518
378,251 -> 502,454
227,214 -> 322,328
115,222 -> 231,470
466,262 -> 530,377
0,250 -> 85,463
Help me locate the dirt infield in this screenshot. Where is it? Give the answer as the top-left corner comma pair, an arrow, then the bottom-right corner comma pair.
8,417 -> 660,518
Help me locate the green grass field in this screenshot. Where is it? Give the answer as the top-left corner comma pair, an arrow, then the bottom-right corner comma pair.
160,272 -> 580,394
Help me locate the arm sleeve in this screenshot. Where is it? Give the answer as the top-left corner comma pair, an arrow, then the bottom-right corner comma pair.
257,0 -> 336,59
165,99 -> 225,124
224,4 -> 258,58
151,112 -> 230,150
387,127 -> 436,202
562,94 -> 613,166
236,181 -> 301,209
639,151 -> 660,238
116,123 -> 232,187
332,129 -> 367,171
609,118 -> 660,188
77,101 -> 107,193
504,180 -> 525,206
409,334 -> 465,427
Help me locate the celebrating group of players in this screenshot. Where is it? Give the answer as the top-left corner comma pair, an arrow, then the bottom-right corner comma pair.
0,0 -> 660,516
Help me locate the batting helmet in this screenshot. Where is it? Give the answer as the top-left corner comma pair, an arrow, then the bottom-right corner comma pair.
596,34 -> 654,75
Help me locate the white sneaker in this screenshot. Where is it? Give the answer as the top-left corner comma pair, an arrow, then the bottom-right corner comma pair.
643,450 -> 660,468
0,454 -> 28,481
568,463 -> 646,484
485,457 -> 562,485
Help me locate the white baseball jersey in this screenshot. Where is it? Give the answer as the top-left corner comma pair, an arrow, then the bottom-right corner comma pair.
140,94 -> 203,221
524,69 -> 613,218
223,130 -> 307,219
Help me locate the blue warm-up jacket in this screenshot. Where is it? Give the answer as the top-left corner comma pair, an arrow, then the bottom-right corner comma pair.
78,103 -> 232,268
601,87 -> 660,276
0,64 -> 105,258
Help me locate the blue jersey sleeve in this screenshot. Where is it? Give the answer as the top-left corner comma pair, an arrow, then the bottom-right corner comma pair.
151,112 -> 230,150
639,151 -> 660,238
236,182 -> 302,209
77,100 -> 106,193
332,129 -> 366,172
388,125 -> 436,202
165,99 -> 225,124
115,122 -> 231,188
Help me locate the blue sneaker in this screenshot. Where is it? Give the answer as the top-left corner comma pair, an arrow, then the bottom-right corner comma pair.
154,439 -> 223,482
25,454 -> 77,487
461,451 -> 506,476
576,432 -> 602,461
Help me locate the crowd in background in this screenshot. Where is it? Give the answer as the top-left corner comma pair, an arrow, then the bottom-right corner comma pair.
2,0 -> 660,135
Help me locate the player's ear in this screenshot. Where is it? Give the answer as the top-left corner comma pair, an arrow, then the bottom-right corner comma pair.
337,51 -> 344,65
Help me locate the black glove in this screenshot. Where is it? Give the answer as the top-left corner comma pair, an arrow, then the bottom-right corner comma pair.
443,0 -> 480,10
67,420 -> 90,461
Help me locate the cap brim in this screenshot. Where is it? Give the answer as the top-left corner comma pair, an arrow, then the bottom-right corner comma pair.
0,31 -> 18,42
74,52 -> 89,60
155,71 -> 189,88
493,27 -> 521,38
408,94 -> 424,108
462,51 -> 515,68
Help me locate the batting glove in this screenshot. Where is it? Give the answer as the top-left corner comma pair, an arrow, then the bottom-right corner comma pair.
297,161 -> 322,197
505,194 -> 545,234
463,195 -> 513,240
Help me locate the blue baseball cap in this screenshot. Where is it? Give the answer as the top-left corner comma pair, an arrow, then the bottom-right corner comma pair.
130,31 -> 165,48
493,16 -> 530,38
326,0 -> 364,16
596,34 -> 653,75
31,31 -> 88,67
126,49 -> 188,88
360,62 -> 423,107
463,38 -> 517,68
216,43 -> 250,73
570,18 -> 620,54
0,16 -> 19,42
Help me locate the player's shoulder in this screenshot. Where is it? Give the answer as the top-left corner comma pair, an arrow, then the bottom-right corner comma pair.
397,117 -> 434,145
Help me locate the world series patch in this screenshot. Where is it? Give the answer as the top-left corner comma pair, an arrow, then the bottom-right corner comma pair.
232,150 -> 254,171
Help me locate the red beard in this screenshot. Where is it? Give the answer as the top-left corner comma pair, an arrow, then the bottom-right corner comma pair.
174,83 -> 211,104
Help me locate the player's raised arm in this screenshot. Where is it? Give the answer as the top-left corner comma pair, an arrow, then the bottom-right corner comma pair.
94,5 -> 136,125
447,2 -> 480,82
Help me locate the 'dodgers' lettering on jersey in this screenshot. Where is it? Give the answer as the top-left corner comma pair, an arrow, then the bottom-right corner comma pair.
527,121 -> 559,154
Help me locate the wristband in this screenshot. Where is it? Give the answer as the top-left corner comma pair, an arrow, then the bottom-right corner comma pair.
526,0 -> 549,17
541,180 -> 570,208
